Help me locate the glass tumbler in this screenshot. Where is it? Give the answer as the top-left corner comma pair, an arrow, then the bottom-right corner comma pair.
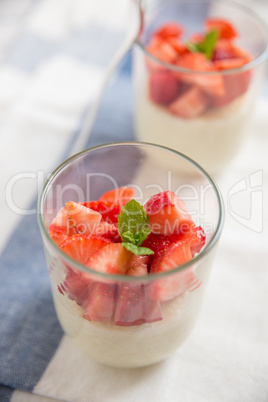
38,142 -> 224,368
133,0 -> 268,175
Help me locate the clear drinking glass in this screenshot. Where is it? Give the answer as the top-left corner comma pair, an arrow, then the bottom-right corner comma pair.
38,142 -> 224,368
133,0 -> 268,175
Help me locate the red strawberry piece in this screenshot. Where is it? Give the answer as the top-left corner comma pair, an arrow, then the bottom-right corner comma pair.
64,268 -> 93,308
178,225 -> 206,257
176,53 -> 225,97
99,186 -> 135,205
86,243 -> 132,275
214,57 -> 248,70
189,33 -> 204,44
165,37 -> 188,55
150,242 -> 198,301
169,86 -> 210,119
52,201 -> 101,231
49,224 -> 78,246
60,234 -> 111,265
205,18 -> 237,40
154,23 -> 183,40
149,70 -> 180,105
126,255 -> 149,276
144,191 -> 194,235
212,39 -> 236,61
82,200 -> 121,224
213,69 -> 252,107
142,232 -> 181,267
83,282 -> 117,322
146,36 -> 178,65
115,283 -> 145,326
143,284 -> 162,323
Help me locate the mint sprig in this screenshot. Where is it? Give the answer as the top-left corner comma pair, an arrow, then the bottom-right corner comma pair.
186,29 -> 219,60
118,199 -> 154,256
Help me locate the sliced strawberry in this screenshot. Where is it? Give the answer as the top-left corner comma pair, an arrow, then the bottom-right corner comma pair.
165,37 -> 188,55
150,242 -> 198,301
142,232 -> 181,267
189,33 -> 204,44
52,201 -> 101,234
178,225 -> 206,256
49,224 -> 77,246
144,191 -> 194,235
64,268 -> 93,308
154,23 -> 183,40
214,57 -> 247,70
86,243 -> 132,275
115,284 -> 145,326
99,186 -> 134,205
212,39 -> 236,61
176,53 -> 225,97
60,234 -> 111,265
83,282 -> 117,322
205,18 -> 237,40
126,255 -> 148,276
146,36 -> 178,65
149,70 -> 180,105
213,69 -> 252,107
143,284 -> 163,323
82,200 -> 121,224
169,86 -> 210,119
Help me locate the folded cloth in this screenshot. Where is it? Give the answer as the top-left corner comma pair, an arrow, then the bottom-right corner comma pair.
1,1 -> 268,402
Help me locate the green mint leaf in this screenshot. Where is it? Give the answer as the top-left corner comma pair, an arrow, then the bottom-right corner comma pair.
186,29 -> 218,60
122,243 -> 154,256
203,29 -> 219,59
118,199 -> 151,247
185,41 -> 199,53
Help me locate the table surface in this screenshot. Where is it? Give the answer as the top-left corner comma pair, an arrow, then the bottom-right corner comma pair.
1,1 -> 268,401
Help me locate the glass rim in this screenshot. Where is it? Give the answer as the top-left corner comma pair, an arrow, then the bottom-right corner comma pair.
135,0 -> 268,75
37,141 -> 225,283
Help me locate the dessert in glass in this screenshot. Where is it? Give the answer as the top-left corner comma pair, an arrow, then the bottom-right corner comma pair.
38,142 -> 224,368
133,0 -> 268,175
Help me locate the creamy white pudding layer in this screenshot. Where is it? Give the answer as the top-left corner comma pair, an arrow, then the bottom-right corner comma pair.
53,287 -> 198,368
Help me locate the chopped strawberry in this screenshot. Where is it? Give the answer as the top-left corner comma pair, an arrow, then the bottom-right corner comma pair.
146,36 -> 178,65
212,39 -> 236,61
64,268 -> 93,308
82,201 -> 121,224
52,201 -> 101,234
150,242 -> 198,301
178,225 -> 206,256
142,233 -> 180,264
176,53 -> 225,97
126,255 -> 148,276
142,285 -> 163,323
115,284 -> 145,326
83,282 -> 117,322
86,243 -> 132,275
49,224 -> 77,246
60,234 -> 111,265
189,33 -> 204,44
165,37 -> 188,55
214,57 -> 248,70
169,86 -> 210,119
115,283 -> 162,326
205,18 -> 237,40
154,23 -> 183,40
213,69 -> 252,107
144,191 -> 194,235
99,186 -> 135,205
149,70 -> 180,105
